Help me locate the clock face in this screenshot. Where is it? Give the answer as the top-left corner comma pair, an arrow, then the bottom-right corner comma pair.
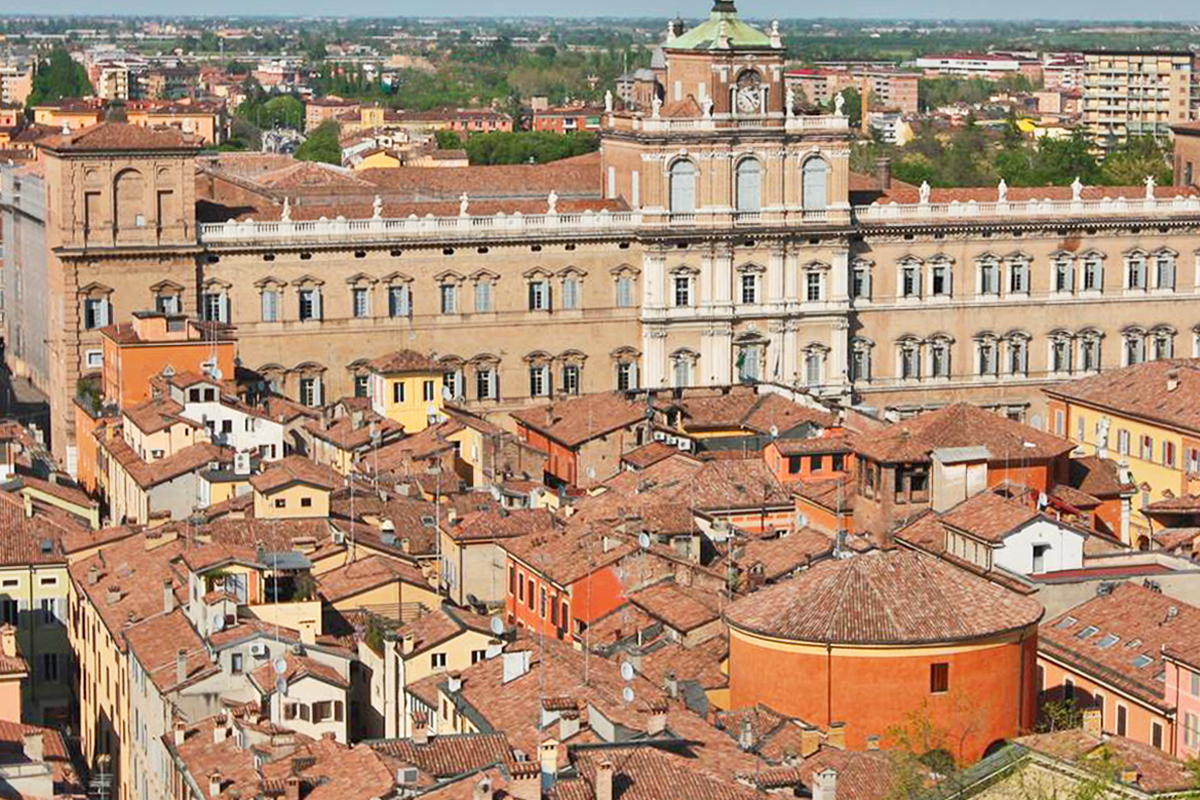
736,85 -> 760,113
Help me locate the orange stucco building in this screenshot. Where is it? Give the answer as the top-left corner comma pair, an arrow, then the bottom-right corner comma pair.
98,311 -> 235,411
725,549 -> 1043,765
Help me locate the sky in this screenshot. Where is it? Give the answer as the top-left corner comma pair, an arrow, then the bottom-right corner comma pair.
10,0 -> 1200,20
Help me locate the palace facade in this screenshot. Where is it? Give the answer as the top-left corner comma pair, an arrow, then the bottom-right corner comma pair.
7,0 -> 1200,471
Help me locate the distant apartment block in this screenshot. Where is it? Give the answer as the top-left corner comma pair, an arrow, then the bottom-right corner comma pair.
784,68 -> 919,116
1083,50 -> 1195,149
914,52 -> 1042,81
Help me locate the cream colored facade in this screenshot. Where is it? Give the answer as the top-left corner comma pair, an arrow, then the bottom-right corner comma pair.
14,9 -> 1200,470
253,482 -> 331,520
0,562 -> 70,724
386,624 -> 494,738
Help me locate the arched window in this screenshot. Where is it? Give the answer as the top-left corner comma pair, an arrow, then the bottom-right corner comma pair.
669,160 -> 697,215
735,158 -> 762,213
802,158 -> 828,212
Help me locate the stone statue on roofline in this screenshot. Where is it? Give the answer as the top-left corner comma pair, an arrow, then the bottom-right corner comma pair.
1145,174 -> 1156,200
997,178 -> 1007,204
605,90 -> 613,114
918,181 -> 930,205
652,96 -> 662,119
281,197 -> 291,223
459,192 -> 470,217
372,194 -> 383,220
547,190 -> 559,215
834,92 -> 845,117
1071,176 -> 1083,202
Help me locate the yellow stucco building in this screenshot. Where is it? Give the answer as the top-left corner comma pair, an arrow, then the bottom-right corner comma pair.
369,350 -> 445,433
1045,359 -> 1200,547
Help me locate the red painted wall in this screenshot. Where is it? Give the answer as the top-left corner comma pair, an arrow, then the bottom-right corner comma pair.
728,629 -> 1039,764
518,426 -> 578,486
505,556 -> 625,641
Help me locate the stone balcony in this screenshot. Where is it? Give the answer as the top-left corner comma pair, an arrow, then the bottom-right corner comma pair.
854,194 -> 1200,224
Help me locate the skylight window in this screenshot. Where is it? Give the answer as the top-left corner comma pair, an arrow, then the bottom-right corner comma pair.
1096,634 -> 1120,649
1055,616 -> 1078,629
1124,639 -> 1142,649
1076,625 -> 1100,639
1132,654 -> 1154,669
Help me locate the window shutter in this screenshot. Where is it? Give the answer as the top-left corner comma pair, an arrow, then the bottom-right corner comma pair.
313,289 -> 323,320
219,293 -> 229,323
99,300 -> 111,328
629,361 -> 638,389
316,379 -> 324,407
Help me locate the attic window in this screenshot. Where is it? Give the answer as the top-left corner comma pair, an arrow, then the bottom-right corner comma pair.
565,244 -> 576,251
1096,634 -> 1120,649
619,242 -> 630,250
300,252 -> 313,261
390,249 -> 403,257
443,248 -> 455,256
207,255 -> 220,264
530,245 -> 542,252
478,247 -> 489,254
1055,616 -> 1078,629
1132,654 -> 1154,669
263,254 -> 275,262
420,515 -> 436,527
1124,638 -> 1143,649
355,251 -> 367,259
1076,625 -> 1100,639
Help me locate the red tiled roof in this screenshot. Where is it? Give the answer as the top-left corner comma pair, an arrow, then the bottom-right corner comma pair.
369,733 -> 514,778
445,507 -> 558,542
939,489 -> 1041,543
368,349 -> 438,373
316,555 -> 430,603
1016,729 -> 1196,793
1040,582 -> 1200,709
122,609 -> 219,693
249,455 -> 343,494
1046,360 -> 1200,434
511,393 -> 645,448
39,121 -> 200,151
561,745 -> 762,800
1069,456 -> 1135,498
871,182 -> 1199,206
725,549 -> 1043,645
853,403 -> 1074,464
622,442 -> 679,470
628,581 -> 720,633
662,388 -> 834,435
249,652 -> 348,691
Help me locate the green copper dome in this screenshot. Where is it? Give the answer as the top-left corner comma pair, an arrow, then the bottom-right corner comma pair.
667,1 -> 777,51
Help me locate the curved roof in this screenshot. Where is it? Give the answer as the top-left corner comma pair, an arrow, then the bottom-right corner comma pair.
725,549 -> 1043,645
668,2 -> 776,51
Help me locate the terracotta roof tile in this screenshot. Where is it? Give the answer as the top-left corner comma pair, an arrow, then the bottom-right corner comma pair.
1016,729 -> 1196,793
249,455 -> 343,494
39,121 -> 200,151
621,442 -> 679,470
316,555 -> 431,603
368,349 -> 438,373
369,733 -> 515,778
1041,582 -> 1200,709
511,393 -> 646,448
562,745 -> 762,800
628,582 -> 720,633
733,529 -> 835,580
853,403 -> 1074,464
249,652 -> 348,691
1047,360 -> 1200,434
726,549 -> 1043,645
122,609 -> 219,693
939,489 -> 1041,543
661,388 -> 834,435
445,507 -> 558,542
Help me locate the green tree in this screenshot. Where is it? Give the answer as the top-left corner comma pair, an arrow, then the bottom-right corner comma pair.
1100,134 -> 1172,187
296,120 -> 341,165
27,47 -> 94,106
435,129 -> 463,150
463,131 -> 599,166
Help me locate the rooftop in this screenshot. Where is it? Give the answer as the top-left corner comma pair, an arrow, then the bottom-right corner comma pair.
725,548 -> 1044,645
1046,360 -> 1200,434
511,393 -> 646,448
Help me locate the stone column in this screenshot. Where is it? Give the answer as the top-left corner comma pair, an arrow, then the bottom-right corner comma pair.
767,243 -> 786,308
829,248 -> 850,303
642,326 -> 669,387
709,323 -> 733,385
642,251 -> 666,310
712,244 -> 733,313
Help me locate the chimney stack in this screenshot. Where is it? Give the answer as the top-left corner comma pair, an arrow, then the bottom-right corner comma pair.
875,157 -> 891,191
107,585 -> 121,605
412,712 -> 429,745
738,719 -> 755,751
827,721 -> 846,750
1168,369 -> 1181,393
87,565 -> 100,585
286,776 -> 301,800
1082,707 -> 1102,738
0,625 -> 17,659
663,671 -> 678,699
800,725 -> 821,757
472,777 -> 494,800
173,721 -> 186,746
595,760 -> 614,800
647,700 -> 669,736
209,771 -> 222,797
176,648 -> 188,686
163,579 -> 175,614
22,732 -> 43,764
813,768 -> 837,800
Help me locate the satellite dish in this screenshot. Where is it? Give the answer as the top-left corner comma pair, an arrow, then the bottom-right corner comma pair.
622,686 -> 635,703
490,616 -> 505,636
769,424 -> 779,439
638,533 -> 651,550
273,656 -> 288,675
275,678 -> 288,697
211,616 -> 225,632
442,385 -> 453,400
587,467 -> 596,480
210,366 -> 223,381
620,661 -> 635,681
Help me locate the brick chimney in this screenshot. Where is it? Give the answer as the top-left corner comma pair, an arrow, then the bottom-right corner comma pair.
107,585 -> 122,605
163,579 -> 175,614
173,720 -> 186,746
412,712 -> 429,745
508,760 -> 540,800
0,624 -> 17,659
800,725 -> 821,757
472,777 -> 494,800
647,699 -> 669,736
285,775 -> 301,800
595,760 -> 614,800
827,721 -> 846,750
209,771 -> 222,797
875,158 -> 891,191
1082,707 -> 1102,738
175,648 -> 188,686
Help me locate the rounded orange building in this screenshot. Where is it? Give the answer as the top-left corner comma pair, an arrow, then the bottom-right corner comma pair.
725,549 -> 1043,764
